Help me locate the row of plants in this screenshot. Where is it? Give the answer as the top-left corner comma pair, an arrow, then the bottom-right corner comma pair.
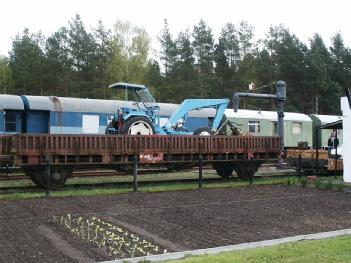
286,176 -> 345,191
52,214 -> 167,259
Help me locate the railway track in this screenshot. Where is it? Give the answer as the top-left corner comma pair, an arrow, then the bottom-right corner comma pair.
0,177 -> 221,195
0,171 -> 299,195
0,168 -> 186,181
0,163 -> 284,181
0,163 -> 290,181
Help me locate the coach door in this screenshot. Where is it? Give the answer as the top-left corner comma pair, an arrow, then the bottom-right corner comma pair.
25,110 -> 50,133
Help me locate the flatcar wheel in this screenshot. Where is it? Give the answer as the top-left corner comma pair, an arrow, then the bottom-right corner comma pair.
234,163 -> 258,181
25,168 -> 72,190
216,169 -> 233,179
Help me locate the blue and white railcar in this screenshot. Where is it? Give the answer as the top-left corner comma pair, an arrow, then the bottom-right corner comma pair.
19,96 -> 215,134
21,96 -> 125,134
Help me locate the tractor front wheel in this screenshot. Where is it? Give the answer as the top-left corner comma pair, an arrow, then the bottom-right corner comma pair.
121,117 -> 156,135
194,127 -> 212,136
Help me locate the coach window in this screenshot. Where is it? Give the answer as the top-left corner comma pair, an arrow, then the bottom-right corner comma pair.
248,120 -> 260,133
272,121 -> 278,135
5,111 -> 18,132
292,122 -> 302,134
82,115 -> 99,134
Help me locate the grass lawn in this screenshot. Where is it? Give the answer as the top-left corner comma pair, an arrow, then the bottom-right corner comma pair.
168,235 -> 351,263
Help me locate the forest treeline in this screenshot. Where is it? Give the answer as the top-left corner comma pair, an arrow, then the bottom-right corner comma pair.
0,14 -> 350,114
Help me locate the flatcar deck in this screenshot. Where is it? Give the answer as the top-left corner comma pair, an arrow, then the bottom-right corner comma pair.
0,134 -> 280,166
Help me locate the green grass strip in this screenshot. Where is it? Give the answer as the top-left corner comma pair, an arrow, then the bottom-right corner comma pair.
0,177 -> 288,201
168,235 -> 351,263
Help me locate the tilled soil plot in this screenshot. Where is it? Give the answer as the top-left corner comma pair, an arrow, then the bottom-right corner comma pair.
1,185 -> 351,262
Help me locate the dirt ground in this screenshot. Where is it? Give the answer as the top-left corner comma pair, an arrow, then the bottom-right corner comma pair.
1,185 -> 351,262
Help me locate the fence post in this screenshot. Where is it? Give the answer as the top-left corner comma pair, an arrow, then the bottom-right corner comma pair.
249,156 -> 254,185
334,130 -> 338,178
198,154 -> 203,188
45,159 -> 51,197
315,126 -> 319,176
133,154 -> 138,192
298,154 -> 302,179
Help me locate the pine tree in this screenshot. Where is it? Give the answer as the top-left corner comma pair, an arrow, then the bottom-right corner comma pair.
192,19 -> 215,98
9,28 -> 45,95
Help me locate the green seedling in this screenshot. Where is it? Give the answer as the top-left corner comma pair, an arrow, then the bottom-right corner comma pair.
52,214 -> 168,259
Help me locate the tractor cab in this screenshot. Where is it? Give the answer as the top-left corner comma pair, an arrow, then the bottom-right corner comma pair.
106,82 -> 160,134
110,82 -> 159,114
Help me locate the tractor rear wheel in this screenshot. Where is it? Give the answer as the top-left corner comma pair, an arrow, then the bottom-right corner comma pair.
121,117 -> 155,135
194,127 -> 212,136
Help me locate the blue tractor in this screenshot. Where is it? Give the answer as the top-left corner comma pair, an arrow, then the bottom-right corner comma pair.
106,82 -> 230,135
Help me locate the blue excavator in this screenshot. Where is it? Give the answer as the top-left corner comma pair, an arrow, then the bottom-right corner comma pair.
105,82 -> 230,135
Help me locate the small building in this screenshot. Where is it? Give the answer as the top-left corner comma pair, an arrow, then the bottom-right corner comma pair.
341,97 -> 350,183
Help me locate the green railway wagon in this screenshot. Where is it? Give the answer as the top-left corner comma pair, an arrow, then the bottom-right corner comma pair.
310,114 -> 343,148
224,109 -> 313,148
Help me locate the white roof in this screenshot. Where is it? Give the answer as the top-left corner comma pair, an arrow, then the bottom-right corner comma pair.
24,96 -> 55,110
0,95 -> 24,110
311,114 -> 342,124
21,96 -> 215,118
225,109 -> 312,122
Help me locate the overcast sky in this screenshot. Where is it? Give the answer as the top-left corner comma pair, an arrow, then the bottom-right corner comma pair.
1,0 -> 350,57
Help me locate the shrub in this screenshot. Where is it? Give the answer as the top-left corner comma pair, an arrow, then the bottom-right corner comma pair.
335,183 -> 345,191
314,179 -> 322,189
324,179 -> 333,190
286,177 -> 298,186
300,178 -> 307,187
